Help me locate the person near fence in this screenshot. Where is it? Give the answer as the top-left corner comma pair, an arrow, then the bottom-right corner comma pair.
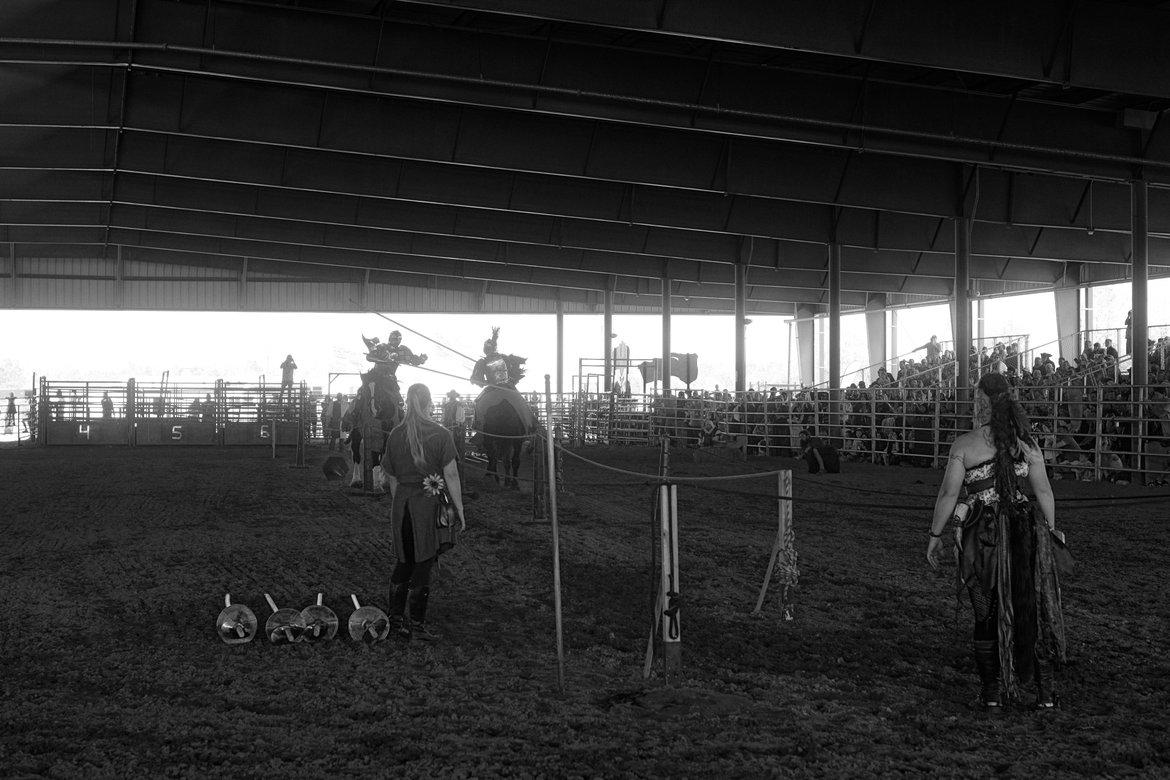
382,383 -> 465,641
7,392 -> 18,427
327,393 -> 344,451
101,391 -> 113,418
279,354 -> 297,404
927,372 -> 1066,709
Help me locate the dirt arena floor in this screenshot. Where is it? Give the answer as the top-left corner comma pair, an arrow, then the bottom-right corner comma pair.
2,439 -> 1168,779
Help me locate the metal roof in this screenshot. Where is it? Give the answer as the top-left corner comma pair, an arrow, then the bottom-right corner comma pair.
2,0 -> 1170,316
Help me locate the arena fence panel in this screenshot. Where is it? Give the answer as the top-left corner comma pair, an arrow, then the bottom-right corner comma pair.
29,375 -> 1170,486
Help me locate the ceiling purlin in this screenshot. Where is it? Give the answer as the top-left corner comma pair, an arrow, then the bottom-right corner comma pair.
2,0 -> 1169,315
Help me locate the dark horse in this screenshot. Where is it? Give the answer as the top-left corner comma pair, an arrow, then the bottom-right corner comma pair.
342,369 -> 403,487
478,388 -> 534,489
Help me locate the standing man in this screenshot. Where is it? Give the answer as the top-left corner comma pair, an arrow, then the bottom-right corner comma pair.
5,393 -> 16,428
279,354 -> 297,404
327,393 -> 344,451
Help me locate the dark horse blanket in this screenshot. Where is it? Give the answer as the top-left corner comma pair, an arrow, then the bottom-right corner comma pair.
473,385 -> 536,434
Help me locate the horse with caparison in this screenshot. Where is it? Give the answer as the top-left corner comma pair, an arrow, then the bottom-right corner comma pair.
477,386 -> 535,489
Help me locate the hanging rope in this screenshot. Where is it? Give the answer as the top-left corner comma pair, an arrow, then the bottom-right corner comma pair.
348,299 -> 478,364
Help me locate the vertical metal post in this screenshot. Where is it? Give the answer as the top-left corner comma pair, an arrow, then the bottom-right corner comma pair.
295,382 -> 306,468
604,283 -> 615,394
955,217 -> 972,399
556,299 -> 564,396
544,375 -> 565,692
659,482 -> 680,673
661,275 -> 672,395
1131,180 -> 1149,387
1132,180 -> 1150,482
828,243 -> 842,440
735,260 -> 747,392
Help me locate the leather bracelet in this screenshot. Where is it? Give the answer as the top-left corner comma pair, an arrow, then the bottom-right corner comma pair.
929,530 -> 945,538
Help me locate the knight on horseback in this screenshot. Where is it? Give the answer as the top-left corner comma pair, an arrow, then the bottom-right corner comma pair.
346,330 -> 428,488
469,327 -> 535,435
469,327 -> 536,487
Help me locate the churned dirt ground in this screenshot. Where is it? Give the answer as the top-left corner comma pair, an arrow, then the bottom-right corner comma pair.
1,441 -> 1168,779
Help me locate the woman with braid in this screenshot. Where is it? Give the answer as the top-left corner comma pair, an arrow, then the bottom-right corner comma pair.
927,372 -> 1067,709
382,383 -> 465,640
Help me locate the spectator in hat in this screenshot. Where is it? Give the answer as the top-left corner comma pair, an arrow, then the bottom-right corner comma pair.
441,390 -> 464,429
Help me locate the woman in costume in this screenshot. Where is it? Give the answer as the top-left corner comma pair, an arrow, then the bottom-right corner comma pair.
382,383 -> 465,640
927,372 -> 1067,708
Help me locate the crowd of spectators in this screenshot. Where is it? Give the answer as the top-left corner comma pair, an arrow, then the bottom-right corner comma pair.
618,333 -> 1170,485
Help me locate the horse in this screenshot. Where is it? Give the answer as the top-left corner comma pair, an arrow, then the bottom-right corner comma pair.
342,369 -> 403,487
478,388 -> 533,489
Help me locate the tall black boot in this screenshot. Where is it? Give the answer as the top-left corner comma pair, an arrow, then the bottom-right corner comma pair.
407,586 -> 437,641
388,582 -> 410,637
1035,659 -> 1056,709
973,640 -> 1002,707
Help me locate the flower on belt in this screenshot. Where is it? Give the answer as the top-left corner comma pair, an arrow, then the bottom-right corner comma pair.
422,474 -> 446,497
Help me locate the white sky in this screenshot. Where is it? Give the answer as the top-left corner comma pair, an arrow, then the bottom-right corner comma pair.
0,279 -> 1164,396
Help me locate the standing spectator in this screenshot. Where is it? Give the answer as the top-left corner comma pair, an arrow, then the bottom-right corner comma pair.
381,384 -> 465,641
101,391 -> 113,418
1104,339 -> 1119,362
327,393 -> 344,451
1125,310 -> 1133,355
916,335 -> 943,364
279,354 -> 298,404
441,390 -> 465,429
5,393 -> 15,427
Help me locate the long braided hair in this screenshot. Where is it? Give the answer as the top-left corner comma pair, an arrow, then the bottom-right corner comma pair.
401,383 -> 440,473
977,372 -> 1035,502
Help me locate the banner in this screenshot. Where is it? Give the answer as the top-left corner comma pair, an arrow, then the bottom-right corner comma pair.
637,353 -> 699,386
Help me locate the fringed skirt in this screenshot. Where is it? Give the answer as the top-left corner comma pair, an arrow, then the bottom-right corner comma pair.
956,497 -> 1068,699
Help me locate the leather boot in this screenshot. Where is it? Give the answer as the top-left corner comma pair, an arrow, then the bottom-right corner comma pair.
407,587 -> 437,641
973,640 -> 1002,707
388,582 -> 410,637
1035,659 -> 1057,709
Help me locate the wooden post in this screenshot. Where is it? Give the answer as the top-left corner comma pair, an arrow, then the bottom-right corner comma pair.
659,482 -> 681,673
754,470 -> 796,620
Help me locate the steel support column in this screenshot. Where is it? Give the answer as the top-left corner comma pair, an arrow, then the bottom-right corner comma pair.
1054,286 -> 1080,362
864,293 -> 886,384
604,283 -> 615,393
955,218 -> 972,398
661,276 -> 672,395
735,261 -> 747,393
1132,181 -> 1149,385
556,299 -> 564,396
795,305 -> 817,388
828,243 -> 842,436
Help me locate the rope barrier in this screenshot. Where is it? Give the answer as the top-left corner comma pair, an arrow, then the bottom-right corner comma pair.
349,300 -> 478,364
555,444 -> 790,483
550,444 -> 1169,510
